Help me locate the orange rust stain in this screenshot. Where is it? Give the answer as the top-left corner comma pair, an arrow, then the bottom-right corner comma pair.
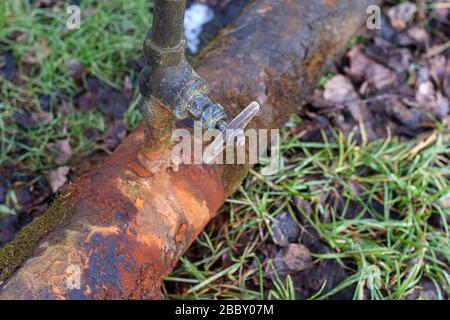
322,0 -> 336,9
175,224 -> 187,243
135,197 -> 144,209
303,50 -> 324,83
173,165 -> 225,212
171,185 -> 211,244
121,242 -> 167,299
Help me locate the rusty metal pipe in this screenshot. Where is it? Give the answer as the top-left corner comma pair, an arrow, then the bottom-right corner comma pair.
151,0 -> 187,49
0,0 -> 379,299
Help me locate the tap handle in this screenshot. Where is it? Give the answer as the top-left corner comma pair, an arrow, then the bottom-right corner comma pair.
203,101 -> 260,164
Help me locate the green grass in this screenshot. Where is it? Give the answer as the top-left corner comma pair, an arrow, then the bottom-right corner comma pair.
165,124 -> 450,300
0,0 -> 150,174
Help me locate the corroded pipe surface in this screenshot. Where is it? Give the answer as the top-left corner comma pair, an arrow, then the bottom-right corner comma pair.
0,0 -> 378,299
151,0 -> 187,49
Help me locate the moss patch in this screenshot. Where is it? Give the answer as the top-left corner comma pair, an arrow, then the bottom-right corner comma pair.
0,191 -> 76,282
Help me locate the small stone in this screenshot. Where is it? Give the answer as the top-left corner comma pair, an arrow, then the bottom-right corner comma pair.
271,212 -> 301,246
47,166 -> 70,193
283,244 -> 312,271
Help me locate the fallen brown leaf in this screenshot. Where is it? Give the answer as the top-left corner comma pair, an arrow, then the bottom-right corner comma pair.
47,166 -> 70,193
416,79 -> 449,118
323,74 -> 369,124
55,139 -> 72,164
444,58 -> 450,99
323,75 -> 359,104
280,243 -> 312,272
346,45 -> 397,90
428,55 -> 446,88
32,111 -> 53,125
406,26 -> 429,47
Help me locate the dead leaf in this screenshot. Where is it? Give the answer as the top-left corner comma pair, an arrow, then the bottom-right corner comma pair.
416,80 -> 436,106
12,111 -> 37,129
444,58 -> 450,99
432,6 -> 449,23
47,166 -> 70,193
323,74 -> 368,122
387,2 -> 417,30
23,41 -> 50,65
280,244 -> 312,272
390,99 -> 421,127
405,278 -> 440,300
32,111 -> 53,125
77,91 -> 98,111
416,80 -> 449,118
57,100 -> 73,116
76,76 -> 129,119
55,139 -> 72,164
65,59 -> 85,80
406,26 -> 429,47
100,120 -> 127,150
0,51 -> 17,81
11,31 -> 28,43
346,45 -> 397,90
97,89 -> 129,119
428,55 -> 446,88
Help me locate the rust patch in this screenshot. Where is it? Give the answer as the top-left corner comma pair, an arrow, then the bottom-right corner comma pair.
135,197 -> 144,209
172,164 -> 226,213
127,160 -> 152,178
136,233 -> 165,249
175,224 -> 187,243
86,225 -> 120,241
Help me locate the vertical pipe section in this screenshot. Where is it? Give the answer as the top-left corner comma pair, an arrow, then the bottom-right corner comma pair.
151,0 -> 186,48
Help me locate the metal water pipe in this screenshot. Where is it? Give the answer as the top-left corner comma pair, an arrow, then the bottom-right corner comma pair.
0,0 -> 378,299
137,0 -> 259,173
